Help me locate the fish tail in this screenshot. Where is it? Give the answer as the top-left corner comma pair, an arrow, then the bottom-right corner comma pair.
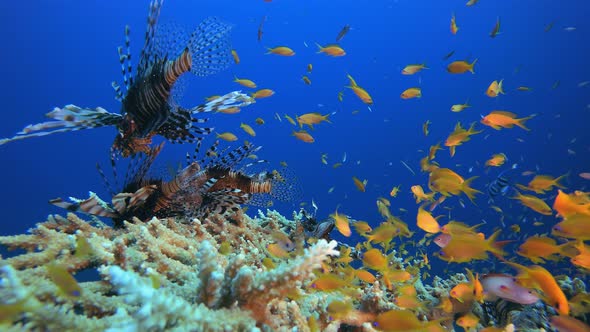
469,58 -> 478,73
515,116 -> 534,130
187,17 -> 234,77
553,172 -> 570,189
486,229 -> 507,257
461,176 -> 482,203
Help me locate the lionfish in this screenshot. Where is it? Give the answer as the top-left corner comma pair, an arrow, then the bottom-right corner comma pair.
0,0 -> 253,159
50,139 -> 301,227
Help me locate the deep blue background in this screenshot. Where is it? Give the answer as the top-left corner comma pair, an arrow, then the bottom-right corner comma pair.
1,1 -> 589,276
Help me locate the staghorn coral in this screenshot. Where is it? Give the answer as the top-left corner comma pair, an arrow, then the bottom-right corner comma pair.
0,210 -> 342,331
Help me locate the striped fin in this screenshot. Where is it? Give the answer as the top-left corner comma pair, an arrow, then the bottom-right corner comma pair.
187,17 -> 233,77
136,0 -> 164,76
190,91 -> 254,114
111,185 -> 157,214
112,81 -> 123,102
197,189 -> 250,220
0,105 -> 121,146
50,192 -> 119,218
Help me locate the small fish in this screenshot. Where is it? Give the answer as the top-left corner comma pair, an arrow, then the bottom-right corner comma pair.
552,80 -> 560,89
231,49 -> 240,64
302,76 -> 311,85
292,130 -> 314,143
337,91 -> 344,102
401,87 -> 422,99
215,106 -> 241,114
332,209 -> 351,237
563,26 -> 577,31
486,79 -> 505,97
234,76 -> 257,88
240,123 -> 256,137
447,59 -> 477,74
47,263 -> 83,298
578,81 -> 590,87
251,89 -> 275,99
352,176 -> 367,192
423,120 -> 431,136
216,132 -> 238,142
284,114 -> 297,126
266,46 -> 295,56
389,185 -> 401,197
257,15 -> 267,42
490,17 -> 501,38
336,24 -> 351,42
316,43 -> 346,57
579,172 -> 590,180
307,63 -> 313,73
255,117 -> 265,125
451,101 -> 470,112
544,21 -> 555,32
342,152 -> 347,163
401,64 -> 428,75
450,13 -> 459,35
466,0 -> 479,6
517,86 -> 532,91
442,50 -> 455,60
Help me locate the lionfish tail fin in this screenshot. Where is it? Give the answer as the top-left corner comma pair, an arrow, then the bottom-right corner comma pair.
188,17 -> 234,77
0,105 -> 121,146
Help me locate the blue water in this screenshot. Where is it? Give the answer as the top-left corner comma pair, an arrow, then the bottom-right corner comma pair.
1,0 -> 589,278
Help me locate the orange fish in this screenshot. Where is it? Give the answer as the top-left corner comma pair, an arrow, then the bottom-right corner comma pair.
516,173 -> 568,194
486,79 -> 505,97
456,313 -> 479,331
447,59 -> 477,74
362,248 -> 388,271
438,230 -> 505,263
296,113 -> 332,129
266,46 -> 295,56
332,209 -> 351,237
401,64 -> 428,75
311,274 -> 349,291
411,185 -> 436,203
363,222 -> 400,245
550,316 -> 590,332
517,236 -> 568,263
352,176 -> 367,192
251,89 -> 275,99
450,13 -> 459,34
429,167 -> 481,202
316,43 -> 346,56
355,269 -> 377,283
553,190 -> 590,218
485,153 -> 507,167
400,87 -> 422,99
480,111 -> 535,130
292,130 -> 314,143
444,122 -> 482,157
233,76 -> 257,88
46,264 -> 83,298
552,214 -> 590,240
416,205 -> 441,233
512,191 -> 552,215
346,74 -> 373,105
231,49 -> 240,64
506,262 -> 569,315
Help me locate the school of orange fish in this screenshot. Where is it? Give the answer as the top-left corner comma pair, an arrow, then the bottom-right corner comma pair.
223,1 -> 590,331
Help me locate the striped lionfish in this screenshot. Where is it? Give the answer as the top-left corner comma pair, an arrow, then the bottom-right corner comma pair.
0,0 -> 253,159
51,139 -> 301,227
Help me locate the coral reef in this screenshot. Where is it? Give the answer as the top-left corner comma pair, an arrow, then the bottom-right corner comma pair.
0,210 -> 341,331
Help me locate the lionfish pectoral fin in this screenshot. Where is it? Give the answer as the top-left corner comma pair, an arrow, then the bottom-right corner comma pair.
197,189 -> 250,220
0,105 -> 121,146
112,185 -> 157,213
189,91 -> 255,114
50,192 -> 119,218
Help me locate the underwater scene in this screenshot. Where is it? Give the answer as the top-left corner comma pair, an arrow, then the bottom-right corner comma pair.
1,0 -> 589,331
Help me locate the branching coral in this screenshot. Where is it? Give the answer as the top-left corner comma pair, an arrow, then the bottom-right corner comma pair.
0,210 -> 341,331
